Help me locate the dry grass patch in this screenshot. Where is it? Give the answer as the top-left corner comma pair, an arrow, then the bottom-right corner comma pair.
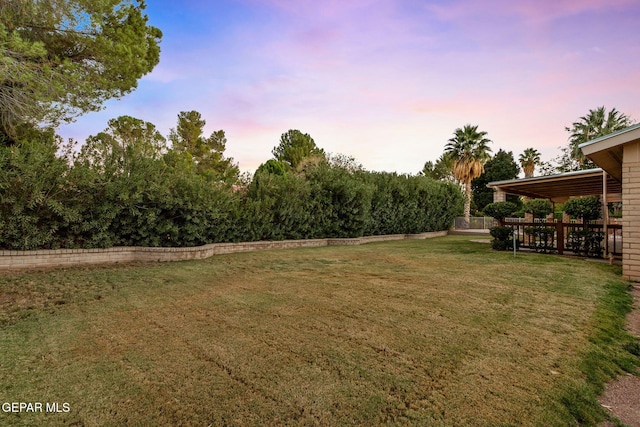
0,236 -> 637,426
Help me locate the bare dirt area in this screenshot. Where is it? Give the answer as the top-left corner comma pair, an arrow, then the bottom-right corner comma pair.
599,284 -> 640,427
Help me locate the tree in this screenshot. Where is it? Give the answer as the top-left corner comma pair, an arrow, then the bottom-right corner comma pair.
0,0 -> 162,142
272,129 -> 325,170
519,148 -> 541,178
255,159 -> 288,176
421,152 -> 455,182
444,124 -> 492,225
471,149 -> 520,212
484,202 -> 518,222
327,153 -> 364,173
563,197 -> 601,224
169,111 -> 207,154
523,198 -> 553,220
168,111 -> 239,184
563,106 -> 633,171
564,197 -> 603,257
77,115 -> 166,175
484,202 -> 518,251
538,160 -> 559,176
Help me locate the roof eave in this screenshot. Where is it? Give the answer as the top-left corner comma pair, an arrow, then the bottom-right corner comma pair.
487,168 -> 603,188
578,124 -> 640,181
579,122 -> 640,154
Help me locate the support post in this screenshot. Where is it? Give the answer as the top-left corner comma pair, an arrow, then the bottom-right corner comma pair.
556,221 -> 564,255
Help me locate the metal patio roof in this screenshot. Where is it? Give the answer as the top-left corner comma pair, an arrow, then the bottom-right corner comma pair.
487,168 -> 621,202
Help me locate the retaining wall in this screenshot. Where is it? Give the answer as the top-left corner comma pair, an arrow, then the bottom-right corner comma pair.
0,231 -> 449,270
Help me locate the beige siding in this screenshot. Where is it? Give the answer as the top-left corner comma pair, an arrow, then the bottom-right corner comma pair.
622,142 -> 640,281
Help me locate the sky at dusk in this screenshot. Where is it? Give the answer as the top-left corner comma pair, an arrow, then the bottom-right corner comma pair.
59,0 -> 640,175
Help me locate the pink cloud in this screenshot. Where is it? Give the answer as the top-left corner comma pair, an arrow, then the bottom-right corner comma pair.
58,0 -> 640,176
242,0 -> 386,19
427,0 -> 637,23
509,0 -> 638,23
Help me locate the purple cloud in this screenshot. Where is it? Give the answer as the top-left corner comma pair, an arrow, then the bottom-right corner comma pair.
57,0 -> 640,174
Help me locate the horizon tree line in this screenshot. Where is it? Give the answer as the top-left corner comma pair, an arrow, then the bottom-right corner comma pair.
423,106 -> 635,225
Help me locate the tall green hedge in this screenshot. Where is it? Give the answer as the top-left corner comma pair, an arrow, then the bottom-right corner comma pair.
0,139 -> 464,250
0,138 -> 82,250
364,172 -> 462,235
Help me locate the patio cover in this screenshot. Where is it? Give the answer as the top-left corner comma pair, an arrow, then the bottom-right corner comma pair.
487,168 -> 621,203
488,124 -> 640,202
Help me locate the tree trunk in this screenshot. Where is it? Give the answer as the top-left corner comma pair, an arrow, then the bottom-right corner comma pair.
463,178 -> 471,228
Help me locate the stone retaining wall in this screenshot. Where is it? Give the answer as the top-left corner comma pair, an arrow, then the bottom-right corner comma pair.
0,231 -> 448,270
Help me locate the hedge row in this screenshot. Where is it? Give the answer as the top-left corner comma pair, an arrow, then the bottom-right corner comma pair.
0,140 -> 464,250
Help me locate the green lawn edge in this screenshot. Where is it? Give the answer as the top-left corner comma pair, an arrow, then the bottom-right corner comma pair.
551,275 -> 640,425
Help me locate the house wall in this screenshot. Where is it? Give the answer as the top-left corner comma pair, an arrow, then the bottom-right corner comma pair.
622,141 -> 640,281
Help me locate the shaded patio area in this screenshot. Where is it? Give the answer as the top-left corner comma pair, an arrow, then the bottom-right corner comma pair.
488,168 -> 622,258
485,123 -> 640,281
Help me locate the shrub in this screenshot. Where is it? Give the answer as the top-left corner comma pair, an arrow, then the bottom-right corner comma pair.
525,226 -> 556,253
484,202 -> 518,222
0,138 -> 83,250
0,135 -> 466,249
567,229 -> 603,258
306,166 -> 374,238
564,197 -> 603,257
245,172 -> 313,240
524,198 -> 553,220
363,173 -> 463,236
489,225 -> 519,250
563,197 -> 601,223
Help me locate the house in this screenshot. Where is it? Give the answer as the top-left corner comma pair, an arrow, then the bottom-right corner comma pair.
582,123 -> 640,281
487,123 -> 640,281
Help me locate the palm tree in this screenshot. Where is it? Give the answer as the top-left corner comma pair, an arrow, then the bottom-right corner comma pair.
444,124 -> 492,226
565,106 -> 632,169
519,148 -> 541,178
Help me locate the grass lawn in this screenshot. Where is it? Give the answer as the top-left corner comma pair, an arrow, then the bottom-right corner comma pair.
0,235 -> 638,426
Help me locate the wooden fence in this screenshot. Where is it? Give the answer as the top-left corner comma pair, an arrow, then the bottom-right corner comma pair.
502,220 -> 622,256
